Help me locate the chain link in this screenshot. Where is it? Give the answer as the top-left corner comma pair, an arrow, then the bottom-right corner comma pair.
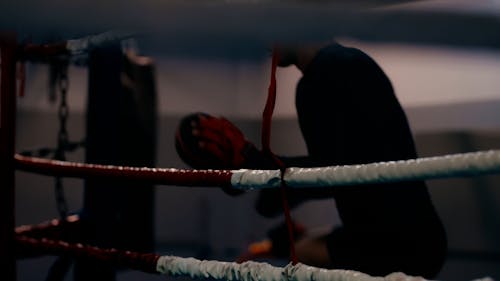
56,62 -> 69,159
54,60 -> 70,219
18,59 -> 86,218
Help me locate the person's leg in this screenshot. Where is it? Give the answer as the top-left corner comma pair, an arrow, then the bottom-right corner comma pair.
295,234 -> 332,268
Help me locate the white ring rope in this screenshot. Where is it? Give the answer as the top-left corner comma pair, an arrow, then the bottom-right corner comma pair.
156,256 -> 430,281
230,150 -> 500,190
156,256 -> 497,281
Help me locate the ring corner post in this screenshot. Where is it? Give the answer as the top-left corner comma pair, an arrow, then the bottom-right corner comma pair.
0,32 -> 18,281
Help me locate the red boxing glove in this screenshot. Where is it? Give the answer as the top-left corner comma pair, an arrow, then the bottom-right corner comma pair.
175,112 -> 256,170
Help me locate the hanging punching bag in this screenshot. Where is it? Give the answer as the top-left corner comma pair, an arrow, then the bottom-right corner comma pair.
75,43 -> 157,280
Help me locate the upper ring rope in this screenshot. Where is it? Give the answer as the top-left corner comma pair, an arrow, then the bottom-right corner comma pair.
14,154 -> 232,187
15,149 -> 500,189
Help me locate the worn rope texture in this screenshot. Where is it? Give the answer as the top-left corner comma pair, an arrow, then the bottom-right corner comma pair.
15,150 -> 500,189
16,236 -> 160,273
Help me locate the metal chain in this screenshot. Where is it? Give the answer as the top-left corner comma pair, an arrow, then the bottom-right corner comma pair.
54,61 -> 70,219
20,58 -> 85,158
56,62 -> 69,159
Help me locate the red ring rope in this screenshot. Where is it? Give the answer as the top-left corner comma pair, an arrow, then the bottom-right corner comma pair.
14,154 -> 233,188
15,215 -> 81,241
16,236 -> 160,273
261,50 -> 298,265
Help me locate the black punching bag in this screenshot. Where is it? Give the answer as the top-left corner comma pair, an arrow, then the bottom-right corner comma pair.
75,44 -> 157,280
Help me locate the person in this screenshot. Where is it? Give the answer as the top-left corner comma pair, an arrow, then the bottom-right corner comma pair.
175,41 -> 447,278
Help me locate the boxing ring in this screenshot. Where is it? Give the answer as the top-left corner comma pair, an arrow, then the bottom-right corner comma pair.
2,30 -> 500,281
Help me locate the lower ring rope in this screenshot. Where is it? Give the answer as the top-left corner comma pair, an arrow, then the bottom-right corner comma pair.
16,235 -> 428,281
156,255 -> 429,281
15,215 -> 81,240
17,233 -> 497,281
16,236 -> 160,273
